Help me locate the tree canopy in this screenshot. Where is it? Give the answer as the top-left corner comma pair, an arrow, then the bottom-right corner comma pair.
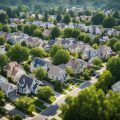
7,44 -> 29,63
37,86 -> 54,101
91,12 -> 105,25
33,67 -> 47,80
53,49 -> 70,65
107,57 -> 120,81
61,86 -> 120,120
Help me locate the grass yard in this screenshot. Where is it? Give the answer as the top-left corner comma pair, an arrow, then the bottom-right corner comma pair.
34,100 -> 46,110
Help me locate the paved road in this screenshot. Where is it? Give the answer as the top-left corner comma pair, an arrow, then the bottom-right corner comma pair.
41,83 -> 92,116
41,65 -> 106,117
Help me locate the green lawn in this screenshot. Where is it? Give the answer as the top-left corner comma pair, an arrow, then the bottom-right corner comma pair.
34,100 -> 46,110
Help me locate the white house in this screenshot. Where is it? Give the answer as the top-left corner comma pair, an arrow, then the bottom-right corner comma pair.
0,75 -> 17,98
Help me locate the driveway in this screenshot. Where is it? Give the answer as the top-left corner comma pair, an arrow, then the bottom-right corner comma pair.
41,65 -> 106,117
0,114 -> 8,120
4,103 -> 28,118
41,88 -> 83,116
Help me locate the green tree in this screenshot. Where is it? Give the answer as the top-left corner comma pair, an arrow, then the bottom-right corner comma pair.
63,13 -> 71,24
23,24 -> 30,35
61,86 -> 105,120
81,68 -> 91,80
83,35 -> 91,43
63,28 -> 73,38
92,57 -> 102,67
66,67 -> 74,76
53,49 -> 70,65
113,10 -> 120,19
11,27 -> 18,33
53,19 -> 57,25
54,81 -> 63,92
7,44 -> 29,63
0,54 -> 8,71
92,43 -> 99,49
56,14 -> 62,22
33,28 -> 43,38
50,45 -> 62,57
103,16 -> 115,28
107,57 -> 120,80
30,48 -> 46,58
15,96 -> 35,114
61,86 -> 120,120
24,24 -> 37,36
33,67 -> 47,80
95,70 -> 114,93
2,25 -> 11,32
107,37 -> 118,50
93,35 -> 100,44
0,36 -> 5,46
72,29 -> 80,39
37,86 -> 53,101
44,11 -> 49,22
17,24 -> 23,31
51,27 -> 61,39
0,12 -> 9,24
91,12 -> 105,25
68,10 -> 75,17
0,89 -> 5,105
5,7 -> 13,17
5,44 -> 11,51
13,114 -> 22,120
113,41 -> 120,52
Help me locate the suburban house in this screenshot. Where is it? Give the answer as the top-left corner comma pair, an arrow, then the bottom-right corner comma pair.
57,23 -> 66,29
48,39 -> 56,48
0,45 -> 6,54
25,37 -> 44,48
30,57 -> 51,71
68,42 -> 84,53
48,65 -> 67,82
0,75 -> 17,98
65,58 -> 87,74
81,44 -> 113,61
9,23 -> 17,29
99,36 -> 109,43
18,75 -> 44,94
42,29 -> 51,37
111,81 -> 120,92
82,45 -> 92,60
90,48 -> 100,58
98,45 -> 113,59
4,62 -> 26,83
79,24 -> 89,32
6,32 -> 29,44
10,18 -> 20,24
55,38 -> 77,49
58,58 -> 87,74
89,25 -> 102,35
80,15 -> 92,21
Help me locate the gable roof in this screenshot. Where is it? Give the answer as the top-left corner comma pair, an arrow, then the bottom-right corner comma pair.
32,57 -> 51,69
0,75 -> 8,83
48,39 -> 56,47
112,81 -> 120,92
4,62 -> 25,77
18,75 -> 43,94
19,75 -> 33,89
48,65 -> 66,77
42,29 -> 51,36
0,80 -> 17,96
33,57 -> 47,68
65,58 -> 87,70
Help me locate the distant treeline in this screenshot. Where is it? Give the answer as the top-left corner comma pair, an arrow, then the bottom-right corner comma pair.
0,0 -> 119,9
